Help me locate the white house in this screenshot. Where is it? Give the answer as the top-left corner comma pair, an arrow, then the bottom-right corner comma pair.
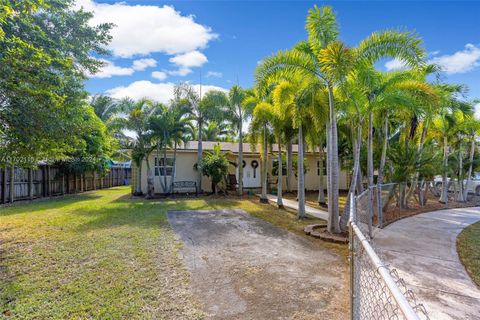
131,141 -> 350,194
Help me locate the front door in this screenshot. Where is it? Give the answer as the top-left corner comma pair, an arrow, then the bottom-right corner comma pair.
239,158 -> 261,188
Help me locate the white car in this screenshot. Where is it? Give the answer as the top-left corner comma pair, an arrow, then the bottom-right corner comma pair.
434,173 -> 480,195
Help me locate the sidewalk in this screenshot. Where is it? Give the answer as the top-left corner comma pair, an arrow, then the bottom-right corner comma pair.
374,207 -> 480,320
261,194 -> 328,221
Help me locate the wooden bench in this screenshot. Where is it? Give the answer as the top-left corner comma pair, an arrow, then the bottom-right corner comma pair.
173,181 -> 198,196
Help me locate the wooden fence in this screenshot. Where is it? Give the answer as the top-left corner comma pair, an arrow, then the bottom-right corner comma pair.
0,165 -> 131,204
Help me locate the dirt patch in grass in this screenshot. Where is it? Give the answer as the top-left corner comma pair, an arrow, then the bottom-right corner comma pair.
457,221 -> 480,288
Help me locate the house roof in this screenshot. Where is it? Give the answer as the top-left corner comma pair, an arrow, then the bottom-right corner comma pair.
179,141 -> 318,154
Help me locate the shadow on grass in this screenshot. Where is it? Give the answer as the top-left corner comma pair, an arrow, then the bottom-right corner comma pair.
72,196 -> 246,233
0,192 -> 104,217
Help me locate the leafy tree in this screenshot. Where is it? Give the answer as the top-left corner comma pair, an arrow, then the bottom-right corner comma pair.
201,144 -> 229,195
0,0 -> 112,164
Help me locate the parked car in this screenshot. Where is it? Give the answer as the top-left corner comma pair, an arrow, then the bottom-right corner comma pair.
434,174 -> 480,195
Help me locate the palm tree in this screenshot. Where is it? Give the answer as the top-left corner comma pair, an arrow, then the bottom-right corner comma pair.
250,101 -> 274,204
429,87 -> 470,203
256,5 -> 425,232
149,102 -> 191,195
251,93 -> 290,207
271,77 -> 321,219
222,85 -> 253,196
174,83 -> 226,192
118,98 -> 155,196
462,115 -> 480,200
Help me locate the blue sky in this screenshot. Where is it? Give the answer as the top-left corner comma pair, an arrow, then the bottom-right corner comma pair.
82,0 -> 480,111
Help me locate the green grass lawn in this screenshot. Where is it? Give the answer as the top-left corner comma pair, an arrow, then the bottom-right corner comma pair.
457,221 -> 480,287
0,186 -> 344,319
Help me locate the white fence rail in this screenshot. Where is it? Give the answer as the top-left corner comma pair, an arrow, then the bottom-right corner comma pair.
349,196 -> 429,320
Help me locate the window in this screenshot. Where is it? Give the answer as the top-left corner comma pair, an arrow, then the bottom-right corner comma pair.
317,160 -> 327,176
155,157 -> 174,176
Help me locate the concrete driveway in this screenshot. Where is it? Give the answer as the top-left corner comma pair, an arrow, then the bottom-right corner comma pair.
374,207 -> 480,320
167,209 -> 348,320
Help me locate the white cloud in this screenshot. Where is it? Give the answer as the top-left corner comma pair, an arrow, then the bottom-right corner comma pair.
206,71 -> 223,78
90,58 -> 157,78
151,71 -> 167,81
475,103 -> 480,120
91,59 -> 134,78
428,44 -> 480,74
106,80 -> 227,103
169,51 -> 208,68
385,58 -> 408,71
76,0 -> 217,58
167,67 -> 193,77
132,58 -> 157,71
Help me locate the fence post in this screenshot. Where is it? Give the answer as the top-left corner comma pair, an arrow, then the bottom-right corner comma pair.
367,186 -> 373,238
93,171 -> 96,190
28,168 -> 33,200
61,170 -> 65,195
9,165 -> 14,203
2,168 -> 6,204
47,165 -> 51,197
378,184 -> 383,229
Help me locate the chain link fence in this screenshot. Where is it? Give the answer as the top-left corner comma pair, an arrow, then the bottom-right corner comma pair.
349,196 -> 430,320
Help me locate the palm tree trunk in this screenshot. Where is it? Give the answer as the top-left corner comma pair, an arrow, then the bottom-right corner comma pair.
171,142 -> 177,194
145,157 -> 154,199
135,159 -> 143,195
297,124 -> 306,219
238,116 -> 244,196
340,118 -> 362,231
157,142 -> 165,193
406,118 -> 430,203
327,84 -> 340,233
376,115 -> 388,227
318,140 -> 326,205
464,134 -> 475,200
440,134 -> 449,203
367,110 -> 374,222
286,139 -> 293,193
163,138 -> 168,195
277,137 -> 284,208
457,149 -> 465,202
260,124 -> 268,203
197,118 -> 203,193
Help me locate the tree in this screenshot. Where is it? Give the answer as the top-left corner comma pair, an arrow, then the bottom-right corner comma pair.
251,98 -> 287,207
149,102 -> 191,195
223,86 -> 253,196
0,0 -> 112,164
201,144 -> 229,195
117,98 -> 155,196
174,83 -> 226,192
257,5 -> 425,232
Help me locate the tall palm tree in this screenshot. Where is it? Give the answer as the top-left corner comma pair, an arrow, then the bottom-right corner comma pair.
257,5 -> 425,232
251,93 -> 290,207
149,103 -> 191,195
250,101 -> 275,204
271,77 -> 321,219
118,98 -> 155,196
429,87 -> 470,203
174,83 -> 226,192
223,85 -> 253,196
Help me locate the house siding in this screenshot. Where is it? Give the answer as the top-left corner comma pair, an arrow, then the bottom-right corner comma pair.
131,149 -> 349,195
